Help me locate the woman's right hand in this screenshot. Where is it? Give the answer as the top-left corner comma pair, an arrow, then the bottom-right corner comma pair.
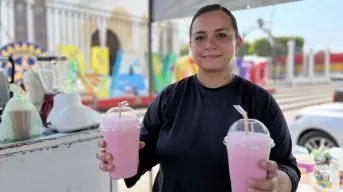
96,139 -> 145,172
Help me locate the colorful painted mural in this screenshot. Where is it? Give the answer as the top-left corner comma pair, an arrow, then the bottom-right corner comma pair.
57,45 -> 85,75
57,45 -> 110,97
0,41 -> 46,84
145,52 -> 177,93
91,47 -> 110,75
0,41 -> 199,102
110,49 -> 147,97
175,56 -> 198,82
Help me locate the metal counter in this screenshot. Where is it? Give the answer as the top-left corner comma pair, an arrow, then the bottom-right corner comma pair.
0,129 -> 117,192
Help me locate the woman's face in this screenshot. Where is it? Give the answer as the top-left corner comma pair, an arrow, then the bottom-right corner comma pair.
190,11 -> 241,73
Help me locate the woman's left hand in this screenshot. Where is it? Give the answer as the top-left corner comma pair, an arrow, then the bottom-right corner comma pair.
247,160 -> 281,192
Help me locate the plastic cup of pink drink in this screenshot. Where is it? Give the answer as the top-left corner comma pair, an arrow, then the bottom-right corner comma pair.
223,119 -> 275,192
100,104 -> 140,179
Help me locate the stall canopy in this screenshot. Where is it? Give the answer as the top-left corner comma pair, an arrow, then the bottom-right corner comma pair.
151,0 -> 302,21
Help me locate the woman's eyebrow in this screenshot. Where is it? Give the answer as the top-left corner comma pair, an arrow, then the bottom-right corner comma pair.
193,28 -> 231,36
215,28 -> 230,32
193,31 -> 206,36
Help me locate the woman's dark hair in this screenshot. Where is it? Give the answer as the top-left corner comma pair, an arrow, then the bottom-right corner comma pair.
189,4 -> 239,39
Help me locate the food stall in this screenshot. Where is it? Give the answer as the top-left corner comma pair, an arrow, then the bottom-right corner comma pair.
0,55 -> 117,192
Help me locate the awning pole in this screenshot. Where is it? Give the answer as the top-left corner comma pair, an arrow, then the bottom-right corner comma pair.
148,0 -> 153,103
148,0 -> 154,190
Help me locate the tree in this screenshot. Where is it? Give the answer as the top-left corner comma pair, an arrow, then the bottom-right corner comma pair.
275,36 -> 304,54
237,41 -> 254,57
243,41 -> 254,55
180,44 -> 189,56
253,36 -> 304,57
253,38 -> 271,57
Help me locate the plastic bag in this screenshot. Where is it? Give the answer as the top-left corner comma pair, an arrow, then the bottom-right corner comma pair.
0,84 -> 45,141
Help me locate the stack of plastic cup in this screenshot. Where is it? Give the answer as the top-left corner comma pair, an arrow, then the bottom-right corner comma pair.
223,118 -> 275,192
100,101 -> 140,179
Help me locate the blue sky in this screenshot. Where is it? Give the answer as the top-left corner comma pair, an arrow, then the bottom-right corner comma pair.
178,0 -> 342,52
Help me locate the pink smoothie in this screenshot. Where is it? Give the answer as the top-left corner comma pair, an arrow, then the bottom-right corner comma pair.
101,116 -> 140,179
224,132 -> 273,192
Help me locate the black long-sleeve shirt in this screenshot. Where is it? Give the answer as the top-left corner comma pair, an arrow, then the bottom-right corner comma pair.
125,75 -> 300,192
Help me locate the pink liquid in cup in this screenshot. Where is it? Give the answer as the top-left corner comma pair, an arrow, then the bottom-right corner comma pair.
224,119 -> 274,192
101,115 -> 140,179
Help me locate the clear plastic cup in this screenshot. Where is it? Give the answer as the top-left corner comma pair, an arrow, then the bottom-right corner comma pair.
9,110 -> 33,140
223,119 -> 275,192
99,102 -> 140,179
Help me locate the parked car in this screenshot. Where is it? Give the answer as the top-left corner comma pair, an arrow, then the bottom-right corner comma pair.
333,89 -> 343,102
289,103 -> 343,151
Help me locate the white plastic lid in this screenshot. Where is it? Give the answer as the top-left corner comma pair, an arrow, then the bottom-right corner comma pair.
224,118 -> 275,148
99,101 -> 140,132
228,119 -> 270,136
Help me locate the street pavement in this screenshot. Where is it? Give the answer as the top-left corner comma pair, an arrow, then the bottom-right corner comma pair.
115,82 -> 343,192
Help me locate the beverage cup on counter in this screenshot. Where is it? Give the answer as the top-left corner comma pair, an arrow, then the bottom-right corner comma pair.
9,110 -> 33,140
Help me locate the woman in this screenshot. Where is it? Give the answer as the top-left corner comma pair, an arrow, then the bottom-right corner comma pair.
97,4 -> 301,192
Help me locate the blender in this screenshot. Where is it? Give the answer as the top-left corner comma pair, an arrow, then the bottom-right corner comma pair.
35,55 -> 102,132
35,56 -> 68,126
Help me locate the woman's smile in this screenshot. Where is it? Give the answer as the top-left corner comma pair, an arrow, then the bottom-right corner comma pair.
202,54 -> 222,60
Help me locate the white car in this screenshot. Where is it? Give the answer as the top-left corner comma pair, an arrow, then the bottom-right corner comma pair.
289,103 -> 343,151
